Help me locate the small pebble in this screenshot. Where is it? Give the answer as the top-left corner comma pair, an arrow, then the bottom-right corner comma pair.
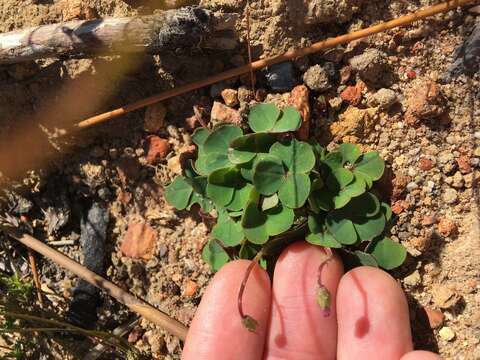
403,270 -> 421,287
439,326 -> 455,341
442,188 -> 458,204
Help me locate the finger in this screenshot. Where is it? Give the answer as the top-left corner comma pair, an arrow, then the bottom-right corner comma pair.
401,351 -> 442,360
264,242 -> 344,360
337,266 -> 413,359
182,260 -> 271,360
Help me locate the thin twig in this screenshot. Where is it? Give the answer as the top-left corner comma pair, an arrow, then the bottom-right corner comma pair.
76,0 -> 476,129
1,227 -> 189,340
27,250 -> 44,306
245,0 -> 255,93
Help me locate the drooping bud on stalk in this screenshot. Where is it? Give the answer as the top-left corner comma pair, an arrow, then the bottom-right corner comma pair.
316,248 -> 333,317
238,256 -> 262,333
316,285 -> 331,317
241,315 -> 259,332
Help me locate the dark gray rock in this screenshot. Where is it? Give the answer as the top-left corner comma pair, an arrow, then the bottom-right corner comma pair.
66,202 -> 109,330
265,62 -> 298,92
443,21 -> 480,82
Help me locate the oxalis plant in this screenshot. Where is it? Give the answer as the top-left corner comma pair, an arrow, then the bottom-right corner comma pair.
165,103 -> 406,331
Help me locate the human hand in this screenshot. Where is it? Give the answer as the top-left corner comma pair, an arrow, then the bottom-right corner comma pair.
182,242 -> 441,360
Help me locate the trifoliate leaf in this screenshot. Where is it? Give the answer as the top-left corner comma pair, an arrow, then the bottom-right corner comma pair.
212,217 -> 244,247
342,192 -> 380,218
203,125 -> 243,154
342,175 -> 366,198
265,204 -> 294,236
354,152 -> 385,182
270,138 -> 315,173
226,183 -> 254,211
241,201 -> 268,244
353,211 -> 386,242
338,143 -> 362,165
381,202 -> 392,222
248,103 -> 280,133
207,167 -> 239,206
323,152 -> 343,170
239,241 -> 262,260
192,127 -> 210,147
310,188 -> 334,211
278,173 -> 310,208
271,106 -> 302,132
306,232 -> 342,248
326,168 -> 354,191
202,153 -> 232,174
261,194 -> 279,211
228,133 -> 276,165
165,176 -> 193,210
253,155 -> 285,195
369,237 -> 407,270
202,240 -> 230,271
308,214 -> 325,234
326,213 -> 357,245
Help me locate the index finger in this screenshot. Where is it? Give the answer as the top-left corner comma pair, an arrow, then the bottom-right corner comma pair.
182,260 -> 271,360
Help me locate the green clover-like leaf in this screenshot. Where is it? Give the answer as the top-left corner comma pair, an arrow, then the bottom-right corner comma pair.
203,125 -> 243,154
354,152 -> 385,182
253,155 -> 285,195
165,176 -> 193,210
310,188 -> 334,211
342,250 -> 378,268
192,127 -> 210,147
228,133 -> 276,165
341,192 -> 380,218
278,173 -> 311,208
265,204 -> 294,236
308,214 -> 325,234
248,103 -> 280,133
271,106 -> 302,132
353,212 -> 386,242
261,193 -> 279,211
326,213 -> 357,245
323,152 -> 343,170
239,241 -> 262,260
306,232 -> 342,248
248,104 -> 301,133
202,239 -> 230,271
338,143 -> 362,165
326,168 -> 354,191
381,202 -> 392,222
270,138 -> 315,173
369,237 -> 407,270
226,183 -> 255,211
241,201 -> 268,244
207,167 -> 239,206
212,217 -> 244,247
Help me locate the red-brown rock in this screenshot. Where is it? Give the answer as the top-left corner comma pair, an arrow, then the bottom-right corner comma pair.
405,81 -> 447,125
418,157 -> 434,171
391,200 -> 409,215
289,85 -> 310,140
437,218 -> 457,237
340,85 -> 362,106
120,222 -> 157,260
183,280 -> 198,297
425,308 -> 444,329
456,155 -> 472,174
145,136 -> 170,164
